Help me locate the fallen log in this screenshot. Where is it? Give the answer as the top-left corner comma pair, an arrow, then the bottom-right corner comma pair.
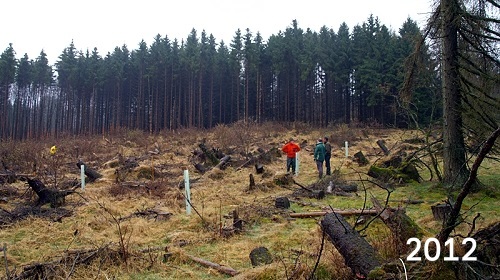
187,254 -> 239,276
321,212 -> 381,278
391,199 -> 424,205
334,184 -> 357,192
215,155 -> 231,170
290,209 -> 378,218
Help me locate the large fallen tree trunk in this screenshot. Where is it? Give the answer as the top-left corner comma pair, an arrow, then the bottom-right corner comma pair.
321,212 -> 381,278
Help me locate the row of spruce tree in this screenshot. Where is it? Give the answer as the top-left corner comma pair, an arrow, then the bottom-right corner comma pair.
0,16 -> 440,140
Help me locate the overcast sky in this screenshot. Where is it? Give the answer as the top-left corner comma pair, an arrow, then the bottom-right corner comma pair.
2,0 -> 434,65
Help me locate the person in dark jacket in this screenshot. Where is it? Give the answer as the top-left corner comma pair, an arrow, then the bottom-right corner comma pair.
323,136 -> 332,175
314,138 -> 326,179
282,138 -> 301,174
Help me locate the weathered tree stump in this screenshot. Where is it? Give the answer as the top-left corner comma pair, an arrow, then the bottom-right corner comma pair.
431,203 -> 452,222
311,190 -> 325,199
249,174 -> 256,190
232,210 -> 243,231
367,161 -> 420,183
353,151 -> 369,166
249,247 -> 273,267
27,178 -> 77,208
275,197 -> 290,209
76,160 -> 102,182
255,163 -> 264,174
321,212 -> 381,278
376,139 -> 390,155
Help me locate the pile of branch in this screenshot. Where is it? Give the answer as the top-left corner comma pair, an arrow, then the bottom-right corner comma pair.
237,147 -> 280,170
192,142 -> 231,173
119,208 -> 172,221
0,205 -> 73,226
9,245 -> 118,279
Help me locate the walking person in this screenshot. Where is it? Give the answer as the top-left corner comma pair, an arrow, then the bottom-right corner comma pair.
323,136 -> 332,175
282,138 -> 301,174
314,138 -> 326,179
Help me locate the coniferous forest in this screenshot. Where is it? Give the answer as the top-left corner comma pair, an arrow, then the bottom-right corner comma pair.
1,16 -> 439,140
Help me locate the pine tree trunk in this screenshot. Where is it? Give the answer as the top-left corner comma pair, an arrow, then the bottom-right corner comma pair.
441,0 -> 469,186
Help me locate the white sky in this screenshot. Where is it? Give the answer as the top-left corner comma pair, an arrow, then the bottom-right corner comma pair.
1,0 -> 434,65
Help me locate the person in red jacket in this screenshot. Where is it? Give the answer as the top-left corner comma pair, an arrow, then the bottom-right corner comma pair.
282,138 -> 301,174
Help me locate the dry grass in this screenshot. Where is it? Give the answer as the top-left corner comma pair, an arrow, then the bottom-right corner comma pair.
0,124 -> 498,279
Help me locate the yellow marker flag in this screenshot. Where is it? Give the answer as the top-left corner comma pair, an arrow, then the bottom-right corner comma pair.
50,145 -> 57,155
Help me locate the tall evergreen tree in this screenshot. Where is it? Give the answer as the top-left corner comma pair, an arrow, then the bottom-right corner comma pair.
0,44 -> 17,139
32,50 -> 54,138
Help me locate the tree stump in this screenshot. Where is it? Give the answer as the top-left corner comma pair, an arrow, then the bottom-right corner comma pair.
431,203 -> 452,222
27,178 -> 76,208
255,163 -> 264,174
275,197 -> 290,209
232,210 -> 243,231
321,213 -> 381,278
376,139 -> 390,155
353,151 -> 369,166
249,247 -> 273,267
249,174 -> 256,190
311,190 -> 325,199
76,160 -> 102,182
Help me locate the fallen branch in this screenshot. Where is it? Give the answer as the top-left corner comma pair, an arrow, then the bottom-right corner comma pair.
186,254 -> 239,276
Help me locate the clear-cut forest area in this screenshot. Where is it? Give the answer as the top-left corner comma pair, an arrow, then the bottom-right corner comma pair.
0,0 -> 499,279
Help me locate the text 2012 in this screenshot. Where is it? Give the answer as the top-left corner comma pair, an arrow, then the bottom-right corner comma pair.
406,237 -> 477,262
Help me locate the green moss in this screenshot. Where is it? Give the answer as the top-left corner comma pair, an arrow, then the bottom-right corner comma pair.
367,267 -> 386,279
